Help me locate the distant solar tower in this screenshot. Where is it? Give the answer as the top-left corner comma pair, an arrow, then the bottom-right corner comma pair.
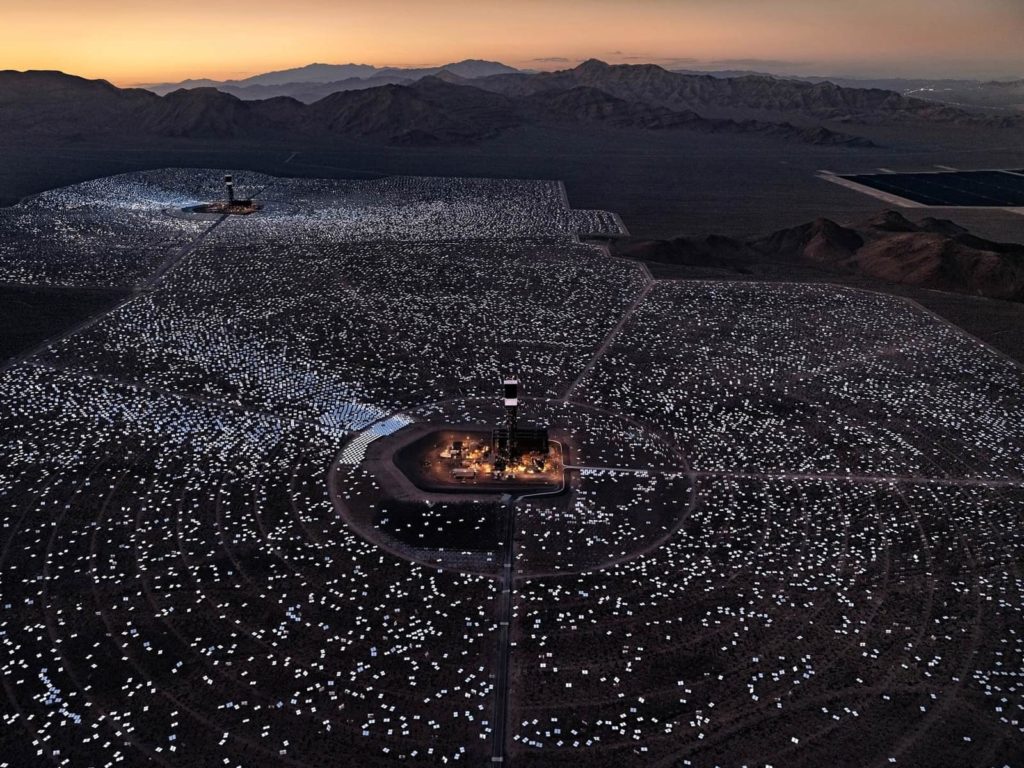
224,174 -> 235,203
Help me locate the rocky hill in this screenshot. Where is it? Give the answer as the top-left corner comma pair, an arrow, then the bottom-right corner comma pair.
0,70 -> 154,135
303,79 -> 520,144
617,211 -> 1024,302
513,85 -> 872,144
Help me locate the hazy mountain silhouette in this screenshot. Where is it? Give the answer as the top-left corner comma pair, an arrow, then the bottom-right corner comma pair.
143,59 -> 520,97
202,75 -> 417,103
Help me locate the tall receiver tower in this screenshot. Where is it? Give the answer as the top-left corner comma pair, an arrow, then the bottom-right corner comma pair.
190,173 -> 258,215
503,377 -> 519,452
492,377 -> 548,471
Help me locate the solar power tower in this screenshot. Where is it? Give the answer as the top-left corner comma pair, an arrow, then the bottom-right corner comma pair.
492,376 -> 549,469
224,175 -> 235,203
503,377 -> 519,451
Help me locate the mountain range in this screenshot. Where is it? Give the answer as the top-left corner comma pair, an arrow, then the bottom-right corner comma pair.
142,59 -> 1024,115
2,60 -> 1019,149
462,60 -> 1015,125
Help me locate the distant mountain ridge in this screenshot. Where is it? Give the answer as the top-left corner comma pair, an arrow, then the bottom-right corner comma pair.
672,69 -> 1024,113
468,59 -> 1016,126
0,68 -> 879,147
141,59 -> 1024,116
142,60 -> 521,98
5,61 -> 1020,150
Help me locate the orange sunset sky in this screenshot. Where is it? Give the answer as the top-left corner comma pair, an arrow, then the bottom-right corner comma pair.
2,0 -> 1023,84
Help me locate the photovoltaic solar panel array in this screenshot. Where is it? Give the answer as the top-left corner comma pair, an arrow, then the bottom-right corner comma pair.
841,170 -> 1024,207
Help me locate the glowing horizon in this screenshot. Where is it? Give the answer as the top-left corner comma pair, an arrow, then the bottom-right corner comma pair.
3,0 -> 1023,85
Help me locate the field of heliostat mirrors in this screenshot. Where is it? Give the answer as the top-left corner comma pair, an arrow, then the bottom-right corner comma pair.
0,169 -> 1022,767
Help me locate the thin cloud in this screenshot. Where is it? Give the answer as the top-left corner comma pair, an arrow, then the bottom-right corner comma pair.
707,58 -> 805,69
655,57 -> 700,66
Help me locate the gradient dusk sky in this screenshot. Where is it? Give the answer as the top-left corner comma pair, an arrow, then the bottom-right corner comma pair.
3,0 -> 1023,84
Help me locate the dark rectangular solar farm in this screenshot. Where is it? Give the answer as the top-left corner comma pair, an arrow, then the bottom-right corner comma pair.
841,170 -> 1024,207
